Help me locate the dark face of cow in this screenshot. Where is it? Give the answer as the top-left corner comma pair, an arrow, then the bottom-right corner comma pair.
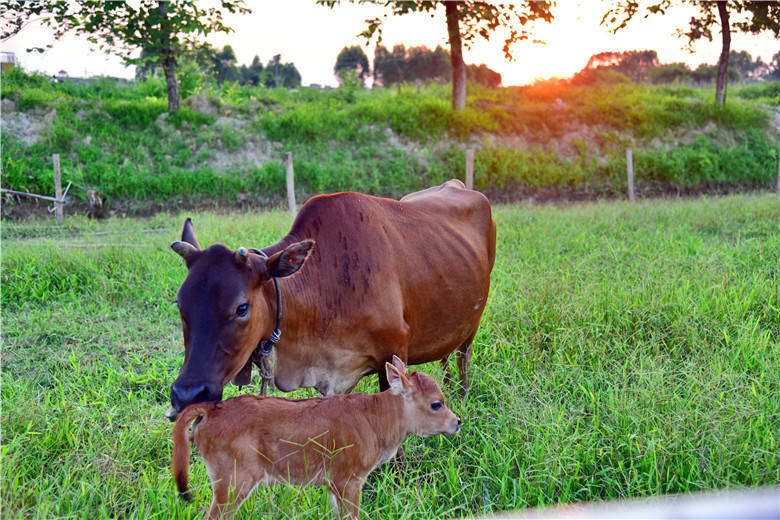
166,218 -> 313,420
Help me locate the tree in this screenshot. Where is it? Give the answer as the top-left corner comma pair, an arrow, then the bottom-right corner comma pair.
371,44 -> 500,88
239,55 -> 264,86
334,45 -> 370,85
373,44 -> 407,86
582,50 -> 659,82
728,50 -> 766,81
1,1 -> 249,113
602,1 -> 780,105
263,55 -> 301,88
135,47 -> 161,81
212,45 -> 239,85
319,1 -> 553,110
468,63 -> 502,88
766,51 -> 780,81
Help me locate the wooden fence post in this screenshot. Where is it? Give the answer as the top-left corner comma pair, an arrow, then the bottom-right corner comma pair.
776,151 -> 779,196
465,149 -> 474,190
53,153 -> 63,225
626,148 -> 635,202
284,152 -> 296,213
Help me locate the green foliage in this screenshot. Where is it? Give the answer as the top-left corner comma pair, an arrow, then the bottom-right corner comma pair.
2,195 -> 778,517
734,82 -> 780,103
335,45 -> 370,86
373,44 -> 501,87
1,69 -> 778,208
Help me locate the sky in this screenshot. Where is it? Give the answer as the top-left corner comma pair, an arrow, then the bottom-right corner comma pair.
2,1 -> 778,87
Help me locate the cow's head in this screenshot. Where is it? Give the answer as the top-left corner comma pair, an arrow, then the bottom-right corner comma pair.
165,218 -> 314,420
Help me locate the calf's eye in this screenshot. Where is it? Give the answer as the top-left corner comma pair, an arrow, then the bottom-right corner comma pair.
431,401 -> 443,411
236,303 -> 250,317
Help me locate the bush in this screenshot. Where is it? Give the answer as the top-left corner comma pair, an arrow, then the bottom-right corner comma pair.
1,69 -> 777,207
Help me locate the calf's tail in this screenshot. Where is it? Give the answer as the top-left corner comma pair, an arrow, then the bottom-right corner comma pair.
171,404 -> 209,502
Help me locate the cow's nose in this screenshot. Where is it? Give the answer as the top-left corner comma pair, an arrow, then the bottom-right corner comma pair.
457,419 -> 463,427
171,383 -> 210,411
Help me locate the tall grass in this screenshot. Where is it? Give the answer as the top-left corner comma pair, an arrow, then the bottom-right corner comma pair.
2,194 -> 778,518
2,68 -> 777,209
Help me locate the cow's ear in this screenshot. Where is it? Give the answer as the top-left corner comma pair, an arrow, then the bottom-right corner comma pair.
232,359 -> 253,387
267,240 -> 315,278
385,362 -> 412,397
180,217 -> 201,250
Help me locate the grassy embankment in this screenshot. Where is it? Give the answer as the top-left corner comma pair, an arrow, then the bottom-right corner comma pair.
2,194 -> 778,518
1,68 -> 778,212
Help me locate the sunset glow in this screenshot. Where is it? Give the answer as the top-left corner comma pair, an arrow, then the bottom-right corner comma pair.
2,1 -> 777,86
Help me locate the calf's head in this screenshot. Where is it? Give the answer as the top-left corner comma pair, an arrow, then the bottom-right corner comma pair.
166,218 -> 313,420
386,356 -> 462,436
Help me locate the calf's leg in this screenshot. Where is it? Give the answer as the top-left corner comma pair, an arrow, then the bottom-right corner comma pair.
206,464 -> 256,520
331,480 -> 364,520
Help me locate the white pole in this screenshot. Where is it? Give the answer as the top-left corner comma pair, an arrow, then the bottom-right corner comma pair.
284,152 -> 296,213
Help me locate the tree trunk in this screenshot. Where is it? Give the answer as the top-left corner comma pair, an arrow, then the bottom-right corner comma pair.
445,1 -> 466,111
162,55 -> 180,113
715,1 -> 730,106
159,1 -> 179,113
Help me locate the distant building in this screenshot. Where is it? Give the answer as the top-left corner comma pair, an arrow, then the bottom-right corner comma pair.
57,70 -> 67,79
1,51 -> 18,74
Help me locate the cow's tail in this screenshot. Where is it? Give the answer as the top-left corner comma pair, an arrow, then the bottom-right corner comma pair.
171,403 -> 210,502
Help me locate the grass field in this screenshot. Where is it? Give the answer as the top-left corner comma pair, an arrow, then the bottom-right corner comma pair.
2,194 -> 778,519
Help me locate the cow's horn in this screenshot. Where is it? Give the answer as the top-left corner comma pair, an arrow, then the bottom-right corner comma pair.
171,241 -> 198,259
236,247 -> 249,262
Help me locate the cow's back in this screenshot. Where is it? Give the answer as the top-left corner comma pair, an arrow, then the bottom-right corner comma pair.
270,180 -> 495,391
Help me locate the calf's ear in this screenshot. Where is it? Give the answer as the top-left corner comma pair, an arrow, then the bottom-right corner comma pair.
267,240 -> 315,278
391,355 -> 407,374
385,362 -> 412,397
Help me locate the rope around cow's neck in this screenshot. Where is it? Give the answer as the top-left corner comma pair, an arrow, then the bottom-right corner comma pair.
249,248 -> 282,395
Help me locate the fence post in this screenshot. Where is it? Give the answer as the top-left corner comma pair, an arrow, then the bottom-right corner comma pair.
626,148 -> 635,203
465,149 -> 474,190
284,152 -> 296,214
53,153 -> 63,225
776,151 -> 779,196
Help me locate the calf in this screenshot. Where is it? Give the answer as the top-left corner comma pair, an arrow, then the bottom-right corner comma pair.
171,356 -> 461,519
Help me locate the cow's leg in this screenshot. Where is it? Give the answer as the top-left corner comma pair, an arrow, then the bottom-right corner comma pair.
372,323 -> 410,463
374,324 -> 410,393
456,332 -> 476,398
440,355 -> 453,389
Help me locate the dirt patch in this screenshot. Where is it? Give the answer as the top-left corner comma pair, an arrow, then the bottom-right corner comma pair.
182,92 -> 220,114
1,110 -> 48,145
482,180 -> 765,205
2,182 -> 768,222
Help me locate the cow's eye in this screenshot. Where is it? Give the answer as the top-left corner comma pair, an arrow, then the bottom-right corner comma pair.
236,303 -> 250,317
431,401 -> 442,411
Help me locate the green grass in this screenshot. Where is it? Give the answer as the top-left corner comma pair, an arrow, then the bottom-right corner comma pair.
2,68 -> 778,208
2,194 -> 778,518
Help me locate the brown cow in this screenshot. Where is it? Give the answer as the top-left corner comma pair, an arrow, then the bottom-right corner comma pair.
166,179 -> 495,419
171,356 -> 460,519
